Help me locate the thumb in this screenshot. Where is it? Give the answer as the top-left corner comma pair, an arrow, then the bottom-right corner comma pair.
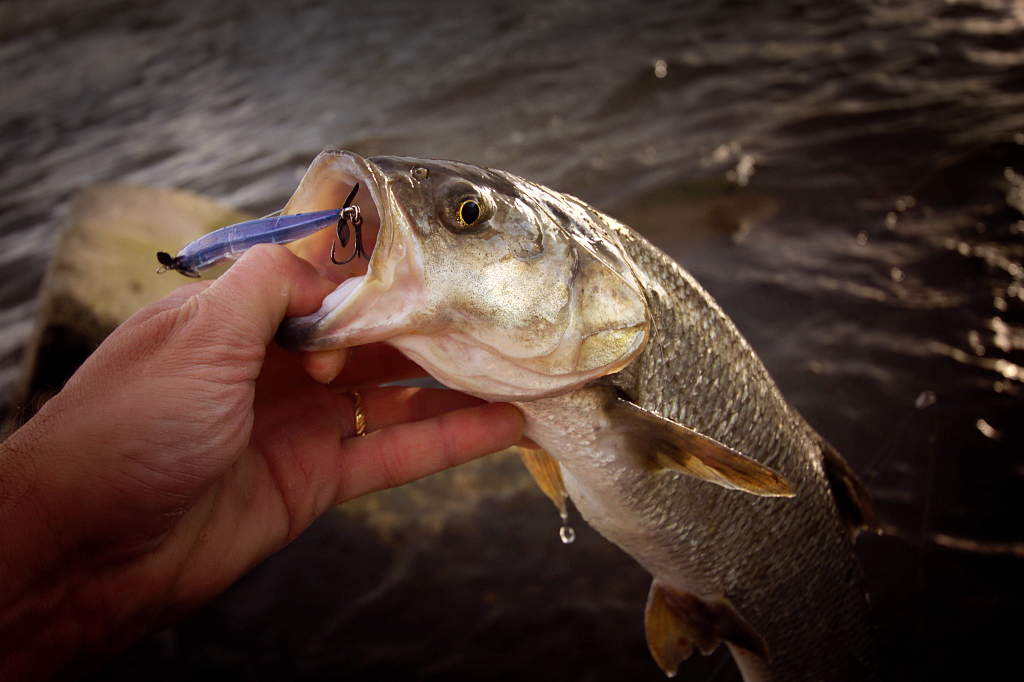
193,244 -> 338,346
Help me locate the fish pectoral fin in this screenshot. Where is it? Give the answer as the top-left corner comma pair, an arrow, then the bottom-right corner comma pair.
608,398 -> 794,498
819,437 -> 878,538
516,445 -> 569,517
644,581 -> 769,678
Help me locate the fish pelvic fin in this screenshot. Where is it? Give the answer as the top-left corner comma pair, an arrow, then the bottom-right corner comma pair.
517,445 -> 568,518
819,438 -> 879,538
607,398 -> 794,498
644,580 -> 769,678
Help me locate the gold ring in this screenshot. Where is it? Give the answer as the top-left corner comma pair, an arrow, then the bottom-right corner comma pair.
346,389 -> 366,436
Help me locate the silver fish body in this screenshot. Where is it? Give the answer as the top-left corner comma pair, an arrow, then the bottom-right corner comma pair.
275,151 -> 877,681
518,227 -> 877,681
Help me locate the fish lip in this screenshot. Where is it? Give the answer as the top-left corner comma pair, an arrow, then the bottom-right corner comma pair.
287,148 -> 392,252
337,151 -> 393,279
276,151 -> 422,350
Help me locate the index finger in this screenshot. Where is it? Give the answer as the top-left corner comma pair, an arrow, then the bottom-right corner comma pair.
303,343 -> 427,387
333,402 -> 526,503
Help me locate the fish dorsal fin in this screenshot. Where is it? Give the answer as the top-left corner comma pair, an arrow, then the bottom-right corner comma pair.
644,580 -> 769,678
517,445 -> 569,518
607,398 -> 794,498
819,438 -> 878,538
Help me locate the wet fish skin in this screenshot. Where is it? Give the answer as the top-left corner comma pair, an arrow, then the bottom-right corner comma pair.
275,151 -> 877,681
525,222 -> 877,681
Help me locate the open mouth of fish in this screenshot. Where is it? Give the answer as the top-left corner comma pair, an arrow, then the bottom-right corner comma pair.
276,150 -> 427,352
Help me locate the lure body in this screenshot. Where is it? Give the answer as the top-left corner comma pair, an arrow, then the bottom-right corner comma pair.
157,208 -> 343,277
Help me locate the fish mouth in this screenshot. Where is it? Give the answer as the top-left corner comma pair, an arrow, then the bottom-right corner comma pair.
276,150 -> 426,351
279,150 -> 388,284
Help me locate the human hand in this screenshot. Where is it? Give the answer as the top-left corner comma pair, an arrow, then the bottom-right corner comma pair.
0,245 -> 524,680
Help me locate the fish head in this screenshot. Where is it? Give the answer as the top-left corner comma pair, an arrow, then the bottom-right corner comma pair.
278,151 -> 650,401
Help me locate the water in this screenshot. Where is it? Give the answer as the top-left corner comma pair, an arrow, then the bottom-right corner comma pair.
3,0 -> 1023,680
558,524 -> 576,545
559,509 -> 576,545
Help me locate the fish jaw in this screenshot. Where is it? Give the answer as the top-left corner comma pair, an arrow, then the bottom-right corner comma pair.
277,153 -> 651,402
275,150 -> 433,348
276,261 -> 431,350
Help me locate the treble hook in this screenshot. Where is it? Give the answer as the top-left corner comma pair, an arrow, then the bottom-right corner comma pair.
331,182 -> 370,265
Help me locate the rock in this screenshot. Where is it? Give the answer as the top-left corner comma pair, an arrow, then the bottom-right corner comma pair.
9,183 -> 250,416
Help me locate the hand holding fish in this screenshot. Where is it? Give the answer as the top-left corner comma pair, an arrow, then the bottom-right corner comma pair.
0,244 -> 524,682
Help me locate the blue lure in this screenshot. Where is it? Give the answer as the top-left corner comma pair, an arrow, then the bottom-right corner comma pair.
158,184 -> 364,277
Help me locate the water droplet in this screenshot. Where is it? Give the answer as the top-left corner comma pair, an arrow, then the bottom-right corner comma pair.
885,212 -> 898,229
895,195 -> 915,211
559,525 -> 576,544
856,231 -> 869,246
558,508 -> 576,544
915,390 -> 937,409
654,59 -> 668,78
968,329 -> 985,356
995,359 -> 1021,380
976,419 -> 1003,441
734,155 -> 755,186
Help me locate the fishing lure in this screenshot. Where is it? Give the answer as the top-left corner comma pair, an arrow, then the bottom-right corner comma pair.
156,208 -> 343,277
157,184 -> 367,277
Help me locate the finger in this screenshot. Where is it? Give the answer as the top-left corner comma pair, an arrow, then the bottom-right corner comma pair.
194,244 -> 338,345
349,386 -> 488,434
302,348 -> 349,385
119,280 -> 212,331
334,402 -> 525,502
333,344 -> 427,386
302,343 -> 427,387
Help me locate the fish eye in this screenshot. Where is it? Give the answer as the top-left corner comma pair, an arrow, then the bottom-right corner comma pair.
412,167 -> 429,180
458,199 -> 482,227
441,182 -> 492,231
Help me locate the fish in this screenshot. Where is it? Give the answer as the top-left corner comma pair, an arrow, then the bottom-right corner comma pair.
273,150 -> 879,681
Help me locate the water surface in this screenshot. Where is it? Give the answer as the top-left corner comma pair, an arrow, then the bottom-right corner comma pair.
3,0 -> 1022,680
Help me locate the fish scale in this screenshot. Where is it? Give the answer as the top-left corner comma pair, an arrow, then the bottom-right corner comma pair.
604,224 -> 876,680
